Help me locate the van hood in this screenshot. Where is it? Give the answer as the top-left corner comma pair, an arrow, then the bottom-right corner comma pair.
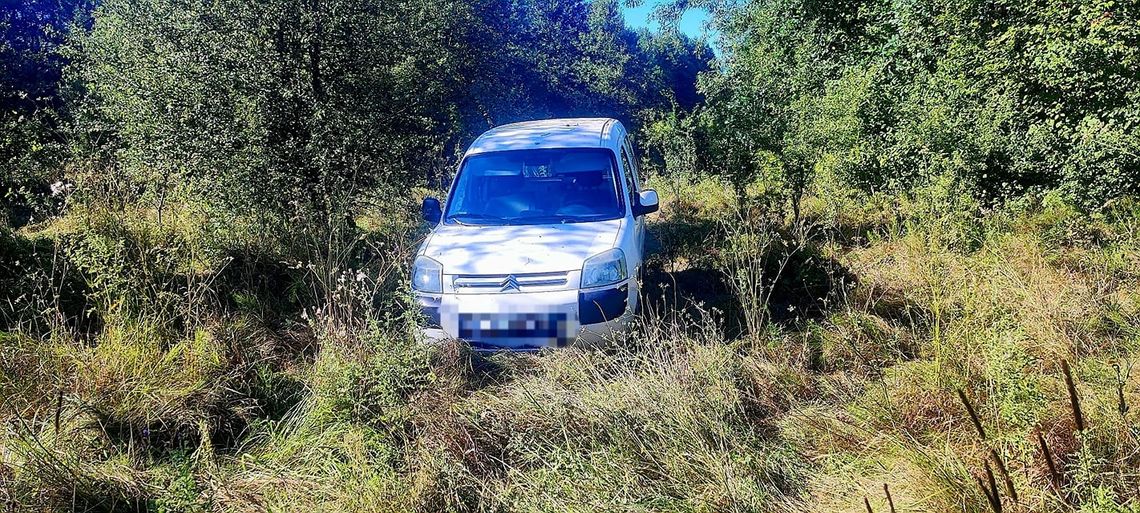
422,220 -> 622,275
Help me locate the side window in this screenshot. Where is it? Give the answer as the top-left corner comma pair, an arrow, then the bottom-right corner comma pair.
624,140 -> 641,189
619,144 -> 638,207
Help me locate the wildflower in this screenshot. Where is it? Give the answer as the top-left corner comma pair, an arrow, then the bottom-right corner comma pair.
50,181 -> 72,196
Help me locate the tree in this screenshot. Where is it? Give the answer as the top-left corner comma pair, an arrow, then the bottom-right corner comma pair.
694,0 -> 836,219
73,0 -> 483,227
672,0 -> 1140,212
0,0 -> 89,226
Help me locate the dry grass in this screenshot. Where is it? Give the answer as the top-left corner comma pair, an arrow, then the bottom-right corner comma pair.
2,182 -> 1139,512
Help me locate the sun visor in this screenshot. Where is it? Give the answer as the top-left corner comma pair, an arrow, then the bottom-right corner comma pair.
556,151 -> 612,173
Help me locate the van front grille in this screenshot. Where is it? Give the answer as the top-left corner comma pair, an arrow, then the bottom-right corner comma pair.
452,271 -> 569,292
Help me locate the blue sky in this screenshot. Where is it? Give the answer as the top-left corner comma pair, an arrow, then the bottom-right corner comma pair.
621,1 -> 711,38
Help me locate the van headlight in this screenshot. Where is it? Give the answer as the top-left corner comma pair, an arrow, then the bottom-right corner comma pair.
412,256 -> 443,293
580,248 -> 627,289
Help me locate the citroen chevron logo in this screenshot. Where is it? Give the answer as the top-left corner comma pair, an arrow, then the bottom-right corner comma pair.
500,275 -> 519,291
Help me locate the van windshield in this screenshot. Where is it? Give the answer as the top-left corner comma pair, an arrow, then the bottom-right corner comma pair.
444,148 -> 624,226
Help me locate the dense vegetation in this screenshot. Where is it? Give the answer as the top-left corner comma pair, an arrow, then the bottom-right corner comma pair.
2,0 -> 1138,511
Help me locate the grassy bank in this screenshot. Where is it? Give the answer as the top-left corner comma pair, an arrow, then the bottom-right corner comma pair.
2,176 -> 1139,512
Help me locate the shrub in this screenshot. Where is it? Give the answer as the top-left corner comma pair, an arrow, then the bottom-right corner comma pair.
0,0 -> 83,228
345,335 -> 434,430
62,209 -> 220,333
811,311 -> 913,376
0,230 -> 92,335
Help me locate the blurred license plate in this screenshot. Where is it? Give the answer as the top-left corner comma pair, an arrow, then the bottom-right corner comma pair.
458,312 -> 569,340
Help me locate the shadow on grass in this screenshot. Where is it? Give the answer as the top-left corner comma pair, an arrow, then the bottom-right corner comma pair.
640,216 -> 857,340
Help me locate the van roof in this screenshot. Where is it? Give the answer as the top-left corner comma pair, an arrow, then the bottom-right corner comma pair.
465,118 -> 624,156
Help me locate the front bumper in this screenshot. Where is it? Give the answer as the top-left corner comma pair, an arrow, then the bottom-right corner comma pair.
415,281 -> 633,351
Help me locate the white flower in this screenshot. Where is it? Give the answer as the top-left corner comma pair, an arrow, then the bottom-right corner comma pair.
50,181 -> 71,197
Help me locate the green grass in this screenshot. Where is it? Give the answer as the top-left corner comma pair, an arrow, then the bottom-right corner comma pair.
3,179 -> 1140,512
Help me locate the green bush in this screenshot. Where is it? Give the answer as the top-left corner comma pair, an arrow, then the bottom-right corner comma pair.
1,0 -> 84,227
62,211 -> 212,331
683,0 -> 1140,212
345,335 -> 434,429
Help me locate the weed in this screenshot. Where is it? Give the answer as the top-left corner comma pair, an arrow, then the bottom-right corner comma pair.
1062,359 -> 1086,432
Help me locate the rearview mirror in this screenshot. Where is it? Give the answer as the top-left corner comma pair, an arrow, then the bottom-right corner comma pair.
422,197 -> 442,224
633,189 -> 659,216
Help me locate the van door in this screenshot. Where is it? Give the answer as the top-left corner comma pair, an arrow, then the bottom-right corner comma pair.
618,140 -> 645,255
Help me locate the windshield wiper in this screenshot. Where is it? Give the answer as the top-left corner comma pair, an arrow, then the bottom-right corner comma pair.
447,213 -> 506,225
508,215 -> 594,224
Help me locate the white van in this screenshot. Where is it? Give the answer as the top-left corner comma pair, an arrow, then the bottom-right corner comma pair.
413,118 -> 659,350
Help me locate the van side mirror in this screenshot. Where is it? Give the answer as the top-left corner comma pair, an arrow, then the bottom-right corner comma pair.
633,189 -> 659,216
422,197 -> 442,224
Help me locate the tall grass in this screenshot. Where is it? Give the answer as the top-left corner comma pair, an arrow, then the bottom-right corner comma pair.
2,175 -> 1139,512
